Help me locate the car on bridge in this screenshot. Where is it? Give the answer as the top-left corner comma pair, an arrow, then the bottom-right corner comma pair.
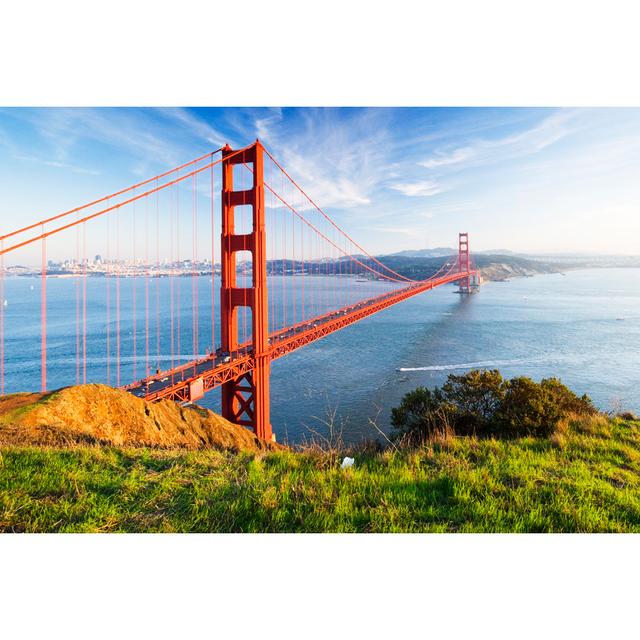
215,347 -> 231,363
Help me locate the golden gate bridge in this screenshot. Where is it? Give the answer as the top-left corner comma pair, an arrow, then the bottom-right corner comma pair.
0,141 -> 479,441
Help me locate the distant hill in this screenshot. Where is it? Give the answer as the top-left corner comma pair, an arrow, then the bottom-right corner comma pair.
388,247 -> 455,258
372,253 -> 567,282
266,252 -> 568,281
390,247 -> 518,258
475,248 -> 517,255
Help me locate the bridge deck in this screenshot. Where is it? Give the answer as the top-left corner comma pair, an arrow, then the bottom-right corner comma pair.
124,269 -> 475,404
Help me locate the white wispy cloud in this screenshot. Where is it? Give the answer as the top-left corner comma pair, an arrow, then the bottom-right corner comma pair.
11,154 -> 101,175
0,108 -> 229,175
160,108 -> 232,148
251,108 -> 392,211
419,109 -> 580,173
420,147 -> 476,168
388,180 -> 443,197
254,108 -> 283,144
64,109 -> 193,166
517,131 -> 640,185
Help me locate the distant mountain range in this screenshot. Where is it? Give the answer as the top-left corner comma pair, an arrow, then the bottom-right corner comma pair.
389,247 -> 516,258
378,250 -> 640,282
259,248 -> 640,282
389,248 -> 456,258
369,253 -> 564,282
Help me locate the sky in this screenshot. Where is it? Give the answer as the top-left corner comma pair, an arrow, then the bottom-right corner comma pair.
0,107 -> 639,259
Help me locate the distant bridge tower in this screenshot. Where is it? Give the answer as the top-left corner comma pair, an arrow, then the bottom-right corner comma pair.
457,232 -> 471,294
220,141 -> 272,441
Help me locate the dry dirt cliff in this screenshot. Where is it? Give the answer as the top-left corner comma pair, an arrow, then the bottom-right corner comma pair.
0,384 -> 283,452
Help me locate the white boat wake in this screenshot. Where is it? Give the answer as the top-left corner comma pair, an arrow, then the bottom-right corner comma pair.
397,357 -> 544,372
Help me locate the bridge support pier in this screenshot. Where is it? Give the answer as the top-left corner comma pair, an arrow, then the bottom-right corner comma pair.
220,141 -> 273,441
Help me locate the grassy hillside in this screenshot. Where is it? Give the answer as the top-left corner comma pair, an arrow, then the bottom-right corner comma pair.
2,413 -> 639,532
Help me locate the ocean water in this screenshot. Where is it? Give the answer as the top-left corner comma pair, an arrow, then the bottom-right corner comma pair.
265,268 -> 640,442
1,268 -> 638,443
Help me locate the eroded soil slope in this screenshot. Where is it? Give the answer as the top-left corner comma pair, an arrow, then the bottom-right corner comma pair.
0,384 -> 282,452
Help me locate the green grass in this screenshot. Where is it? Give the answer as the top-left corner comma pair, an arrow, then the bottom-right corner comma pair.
2,415 -> 640,532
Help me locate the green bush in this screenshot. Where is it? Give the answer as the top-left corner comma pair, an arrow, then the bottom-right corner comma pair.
390,386 -> 452,444
391,370 -> 596,442
496,376 -> 563,437
540,377 -> 596,416
441,369 -> 505,435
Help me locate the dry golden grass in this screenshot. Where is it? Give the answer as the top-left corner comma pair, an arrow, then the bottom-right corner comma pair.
0,385 -> 283,453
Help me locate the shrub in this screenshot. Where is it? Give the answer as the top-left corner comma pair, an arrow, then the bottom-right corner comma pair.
441,369 -> 506,435
390,386 -> 453,444
496,376 -> 563,437
390,370 -> 597,442
540,377 -> 596,416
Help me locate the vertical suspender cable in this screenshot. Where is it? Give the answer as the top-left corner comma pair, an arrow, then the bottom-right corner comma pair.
156,183 -> 161,372
170,184 -> 175,376
75,224 -> 80,384
132,194 -> 137,381
106,206 -> 111,385
301,193 -> 304,322
210,156 -> 215,362
116,210 -> 121,387
145,193 -> 150,379
41,229 -> 47,392
268,159 -> 273,332
292,179 -> 296,327
83,221 -> 87,384
281,166 -> 286,332
176,176 -> 181,367
192,172 -> 198,372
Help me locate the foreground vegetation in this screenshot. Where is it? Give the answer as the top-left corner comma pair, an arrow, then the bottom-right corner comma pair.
2,411 -> 640,532
390,369 -> 597,442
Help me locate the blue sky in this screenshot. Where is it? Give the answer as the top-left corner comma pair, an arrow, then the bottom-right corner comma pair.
1,107 -> 639,257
